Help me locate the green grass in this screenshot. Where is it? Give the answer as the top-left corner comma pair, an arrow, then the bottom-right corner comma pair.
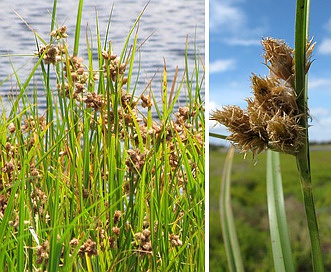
0,2 -> 205,271
209,144 -> 331,271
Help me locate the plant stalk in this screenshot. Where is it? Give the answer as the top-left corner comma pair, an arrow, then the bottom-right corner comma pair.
295,0 -> 324,270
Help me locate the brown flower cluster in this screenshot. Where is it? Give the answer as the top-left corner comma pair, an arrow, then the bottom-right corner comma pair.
35,26 -> 68,65
1,116 -> 44,184
125,149 -> 147,173
36,241 -> 50,265
90,210 -> 124,252
1,144 -> 17,184
37,44 -> 62,65
132,228 -> 153,255
170,233 -> 183,247
61,55 -> 100,106
211,37 -> 315,156
262,37 -> 314,88
0,194 -> 8,223
0,116 -> 49,230
34,236 -> 99,267
109,210 -> 122,249
102,50 -> 127,83
78,238 -> 98,257
50,25 -> 68,40
122,104 -> 203,195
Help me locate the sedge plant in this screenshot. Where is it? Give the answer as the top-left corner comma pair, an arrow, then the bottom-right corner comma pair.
0,1 -> 205,271
211,0 -> 324,271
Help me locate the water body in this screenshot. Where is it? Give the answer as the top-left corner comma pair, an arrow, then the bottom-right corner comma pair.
0,0 -> 204,112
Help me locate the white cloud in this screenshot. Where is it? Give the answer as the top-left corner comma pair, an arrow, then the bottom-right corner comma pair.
209,0 -> 267,46
318,38 -> 331,55
311,107 -> 331,117
209,59 -> 236,74
209,0 -> 245,33
210,77 -> 251,107
209,101 -> 220,111
226,38 -> 260,46
308,77 -> 331,92
309,107 -> 331,142
309,120 -> 331,142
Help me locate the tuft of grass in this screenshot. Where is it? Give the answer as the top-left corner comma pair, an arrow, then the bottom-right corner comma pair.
0,2 -> 204,271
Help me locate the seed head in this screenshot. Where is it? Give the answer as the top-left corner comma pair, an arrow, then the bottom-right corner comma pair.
211,37 -> 314,156
262,37 -> 294,86
113,210 -> 122,225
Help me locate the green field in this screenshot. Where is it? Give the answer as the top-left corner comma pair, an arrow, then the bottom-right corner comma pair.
209,144 -> 331,271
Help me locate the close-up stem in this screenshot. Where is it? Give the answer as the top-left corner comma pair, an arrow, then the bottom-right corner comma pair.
295,0 -> 324,271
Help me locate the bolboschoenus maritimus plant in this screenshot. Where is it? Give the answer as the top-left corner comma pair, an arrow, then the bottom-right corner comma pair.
0,1 -> 205,271
211,0 -> 325,271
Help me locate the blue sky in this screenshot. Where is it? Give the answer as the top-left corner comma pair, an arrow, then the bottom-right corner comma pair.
209,0 -> 331,143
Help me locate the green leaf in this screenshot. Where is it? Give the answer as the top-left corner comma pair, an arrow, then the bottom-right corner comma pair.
220,147 -> 244,272
266,150 -> 295,272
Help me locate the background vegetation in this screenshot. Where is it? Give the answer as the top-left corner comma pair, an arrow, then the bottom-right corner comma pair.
209,144 -> 331,271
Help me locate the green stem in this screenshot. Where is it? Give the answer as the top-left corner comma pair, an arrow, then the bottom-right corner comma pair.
209,132 -> 227,140
73,0 -> 84,56
295,0 -> 324,271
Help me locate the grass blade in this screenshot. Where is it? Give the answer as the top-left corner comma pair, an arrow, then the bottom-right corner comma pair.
74,0 -> 84,56
220,147 -> 244,272
266,150 -> 295,272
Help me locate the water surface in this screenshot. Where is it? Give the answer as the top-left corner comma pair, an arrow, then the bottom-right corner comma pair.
0,0 -> 204,111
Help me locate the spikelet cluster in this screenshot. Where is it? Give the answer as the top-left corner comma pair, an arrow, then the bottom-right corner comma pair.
211,37 -> 315,156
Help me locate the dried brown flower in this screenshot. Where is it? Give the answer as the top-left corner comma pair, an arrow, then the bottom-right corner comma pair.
262,37 -> 315,88
78,238 -> 98,257
170,233 -> 183,247
37,44 -> 61,65
125,149 -> 147,173
112,226 -> 120,236
50,25 -> 68,39
109,236 -> 117,249
82,92 -> 105,111
36,241 -> 49,265
132,229 -> 153,255
70,238 -> 79,247
8,123 -> 16,133
262,37 -> 294,86
113,210 -> 122,225
102,52 -> 127,82
141,94 -> 152,108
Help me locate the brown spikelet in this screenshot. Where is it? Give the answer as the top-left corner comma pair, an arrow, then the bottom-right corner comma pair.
262,37 -> 294,86
211,106 -> 268,155
266,113 -> 305,154
305,38 -> 316,73
211,106 -> 250,131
